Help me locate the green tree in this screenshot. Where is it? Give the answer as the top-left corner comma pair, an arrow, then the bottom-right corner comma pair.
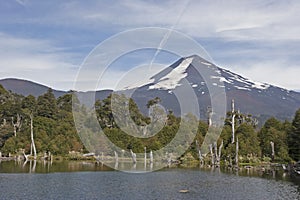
259,117 -> 290,161
37,88 -> 57,118
288,109 -> 300,161
57,93 -> 72,112
236,123 -> 260,157
22,95 -> 36,111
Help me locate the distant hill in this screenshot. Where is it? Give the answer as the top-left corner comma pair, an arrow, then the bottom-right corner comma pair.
0,78 -> 113,101
0,78 -> 66,98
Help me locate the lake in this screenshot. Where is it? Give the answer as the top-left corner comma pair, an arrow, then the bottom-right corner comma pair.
0,161 -> 299,200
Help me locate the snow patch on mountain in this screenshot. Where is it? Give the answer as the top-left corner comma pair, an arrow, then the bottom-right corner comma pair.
211,76 -> 232,83
250,80 -> 270,90
221,69 -> 270,90
234,86 -> 251,91
201,61 -> 212,66
149,57 -> 193,90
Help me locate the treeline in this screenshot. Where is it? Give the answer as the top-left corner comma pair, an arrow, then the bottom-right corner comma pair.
0,84 -> 299,163
0,85 -> 83,155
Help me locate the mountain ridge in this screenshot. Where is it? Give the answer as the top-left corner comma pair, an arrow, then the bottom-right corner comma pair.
1,55 -> 300,124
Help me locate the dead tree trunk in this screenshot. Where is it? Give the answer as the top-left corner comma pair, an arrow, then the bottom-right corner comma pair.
1,119 -> 6,127
130,149 -> 137,164
114,151 -> 118,163
235,137 -> 239,168
12,114 -> 22,137
143,126 -> 147,136
209,144 -> 214,166
23,151 -> 29,162
270,141 -> 275,162
231,99 -> 236,143
144,147 -> 147,164
48,151 -> 52,162
150,150 -> 153,164
196,140 -> 203,165
217,140 -> 223,166
30,113 -> 37,160
214,142 -> 218,165
207,107 -> 212,126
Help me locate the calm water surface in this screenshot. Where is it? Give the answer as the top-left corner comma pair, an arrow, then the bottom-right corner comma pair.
0,161 -> 299,200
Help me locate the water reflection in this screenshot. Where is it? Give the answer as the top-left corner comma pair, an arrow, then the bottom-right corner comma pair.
0,160 -> 300,186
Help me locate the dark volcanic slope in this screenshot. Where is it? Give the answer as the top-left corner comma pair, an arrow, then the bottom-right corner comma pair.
124,55 -> 300,122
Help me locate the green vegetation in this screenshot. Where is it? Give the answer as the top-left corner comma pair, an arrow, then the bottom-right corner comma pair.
0,87 -> 83,156
0,84 -> 299,163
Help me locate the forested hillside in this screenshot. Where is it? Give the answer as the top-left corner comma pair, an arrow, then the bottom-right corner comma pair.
0,84 -> 299,163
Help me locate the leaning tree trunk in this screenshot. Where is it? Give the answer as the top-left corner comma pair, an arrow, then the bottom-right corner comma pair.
30,114 -> 37,160
217,140 -> 223,165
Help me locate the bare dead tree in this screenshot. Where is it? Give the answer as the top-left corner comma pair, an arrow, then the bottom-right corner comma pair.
150,150 -> 153,164
114,151 -> 119,163
167,153 -> 172,166
22,149 -> 30,162
207,106 -> 212,126
12,114 -> 22,137
196,140 -> 203,165
231,99 -> 236,143
144,147 -> 147,164
1,118 -> 6,127
209,144 -> 214,166
214,142 -> 218,161
30,113 -> 37,160
217,140 -> 223,166
270,141 -> 275,161
130,149 -> 137,164
235,137 -> 239,168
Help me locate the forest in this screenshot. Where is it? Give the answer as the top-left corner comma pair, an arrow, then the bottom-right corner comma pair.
0,83 -> 299,164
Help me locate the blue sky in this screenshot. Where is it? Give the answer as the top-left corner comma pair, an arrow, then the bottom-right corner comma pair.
0,0 -> 299,91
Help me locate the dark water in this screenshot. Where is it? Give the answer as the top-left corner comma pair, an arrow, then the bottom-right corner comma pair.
0,161 -> 299,200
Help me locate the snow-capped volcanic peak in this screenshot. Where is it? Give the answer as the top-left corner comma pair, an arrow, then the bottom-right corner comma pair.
123,55 -> 271,92
149,57 -> 194,90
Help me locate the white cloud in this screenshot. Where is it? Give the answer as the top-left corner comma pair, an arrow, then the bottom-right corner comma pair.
0,0 -> 300,90
230,61 -> 300,90
0,33 -> 78,90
